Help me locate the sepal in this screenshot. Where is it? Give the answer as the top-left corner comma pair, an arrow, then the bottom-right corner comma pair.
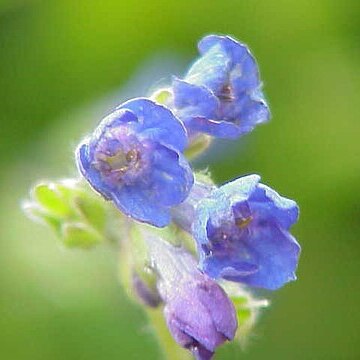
223,282 -> 269,346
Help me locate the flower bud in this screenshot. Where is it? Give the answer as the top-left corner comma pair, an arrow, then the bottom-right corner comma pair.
146,234 -> 237,359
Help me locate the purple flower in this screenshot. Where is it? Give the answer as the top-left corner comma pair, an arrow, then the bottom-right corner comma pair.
171,35 -> 270,139
147,235 -> 237,359
192,175 -> 300,290
76,98 -> 193,227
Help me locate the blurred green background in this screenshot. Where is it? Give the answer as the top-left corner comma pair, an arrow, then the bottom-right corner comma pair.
1,0 -> 359,359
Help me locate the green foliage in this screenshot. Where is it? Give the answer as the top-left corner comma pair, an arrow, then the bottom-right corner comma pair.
23,180 -> 109,248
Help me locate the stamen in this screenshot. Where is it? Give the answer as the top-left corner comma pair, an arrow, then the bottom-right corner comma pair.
95,149 -> 141,178
126,149 -> 140,163
235,216 -> 253,229
218,84 -> 234,102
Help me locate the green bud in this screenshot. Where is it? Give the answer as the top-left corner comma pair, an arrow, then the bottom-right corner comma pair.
23,179 -> 111,249
194,169 -> 215,186
34,183 -> 71,217
73,192 -> 106,234
185,134 -> 212,160
61,222 -> 103,248
151,88 -> 172,105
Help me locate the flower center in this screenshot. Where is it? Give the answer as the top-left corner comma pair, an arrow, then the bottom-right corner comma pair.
218,84 -> 234,102
95,148 -> 141,183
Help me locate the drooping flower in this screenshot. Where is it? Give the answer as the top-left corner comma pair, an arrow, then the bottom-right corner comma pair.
173,175 -> 300,290
171,35 -> 270,139
146,233 -> 237,360
76,98 -> 193,227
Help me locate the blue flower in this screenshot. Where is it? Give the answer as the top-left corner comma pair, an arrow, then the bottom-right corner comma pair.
146,234 -> 237,360
171,35 -> 270,139
191,175 -> 300,290
76,98 -> 194,227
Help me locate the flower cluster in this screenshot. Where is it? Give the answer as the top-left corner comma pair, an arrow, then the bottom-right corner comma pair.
27,34 -> 300,360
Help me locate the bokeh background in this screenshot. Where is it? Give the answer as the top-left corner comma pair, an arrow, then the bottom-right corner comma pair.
1,0 -> 359,359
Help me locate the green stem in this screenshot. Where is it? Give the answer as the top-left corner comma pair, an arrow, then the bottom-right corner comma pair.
146,307 -> 192,360
117,220 -> 191,360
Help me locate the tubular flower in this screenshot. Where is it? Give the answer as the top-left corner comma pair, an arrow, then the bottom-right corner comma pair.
76,98 -> 193,227
171,35 -> 270,139
172,175 -> 300,290
192,175 -> 300,290
147,235 -> 237,360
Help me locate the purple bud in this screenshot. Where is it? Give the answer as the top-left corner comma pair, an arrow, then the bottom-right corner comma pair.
132,272 -> 162,308
147,235 -> 237,359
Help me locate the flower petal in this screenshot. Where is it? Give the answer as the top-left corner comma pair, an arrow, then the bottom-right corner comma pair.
76,142 -> 113,199
118,97 -> 188,152
172,77 -> 218,120
111,184 -> 171,227
235,224 -> 301,290
149,145 -> 194,206
186,42 -> 231,93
